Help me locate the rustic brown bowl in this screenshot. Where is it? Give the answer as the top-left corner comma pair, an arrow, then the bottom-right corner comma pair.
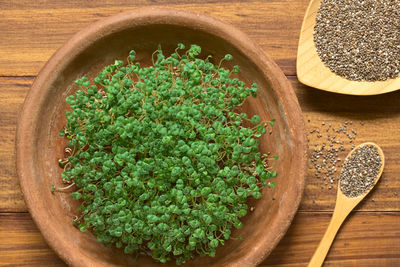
16,8 -> 307,267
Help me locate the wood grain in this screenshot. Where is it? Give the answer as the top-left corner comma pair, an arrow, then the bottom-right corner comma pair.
297,0 -> 400,95
0,77 -> 29,212
0,213 -> 65,266
1,77 -> 400,212
1,212 -> 399,266
263,211 -> 400,266
0,0 -> 308,77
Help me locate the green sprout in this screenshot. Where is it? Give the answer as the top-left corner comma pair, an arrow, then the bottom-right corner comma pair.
53,44 -> 277,264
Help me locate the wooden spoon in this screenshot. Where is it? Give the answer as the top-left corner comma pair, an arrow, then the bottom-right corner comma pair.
308,142 -> 385,267
297,0 -> 400,95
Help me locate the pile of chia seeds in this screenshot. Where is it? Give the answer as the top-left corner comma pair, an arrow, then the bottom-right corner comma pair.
307,120 -> 362,190
339,144 -> 382,197
314,0 -> 400,81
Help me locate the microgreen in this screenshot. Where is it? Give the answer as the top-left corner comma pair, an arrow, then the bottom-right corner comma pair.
53,44 -> 277,264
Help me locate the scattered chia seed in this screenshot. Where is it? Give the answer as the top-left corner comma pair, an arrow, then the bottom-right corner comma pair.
307,120 -> 363,189
314,0 -> 400,81
339,144 -> 382,198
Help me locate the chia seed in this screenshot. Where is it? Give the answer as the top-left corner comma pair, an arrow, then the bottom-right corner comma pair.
314,0 -> 400,81
307,121 -> 363,188
339,144 -> 382,198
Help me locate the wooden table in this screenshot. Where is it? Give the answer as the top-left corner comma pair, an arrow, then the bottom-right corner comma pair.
1,1 -> 399,266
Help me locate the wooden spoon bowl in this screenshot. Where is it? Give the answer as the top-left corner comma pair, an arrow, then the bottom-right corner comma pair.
16,9 -> 307,267
297,0 -> 400,95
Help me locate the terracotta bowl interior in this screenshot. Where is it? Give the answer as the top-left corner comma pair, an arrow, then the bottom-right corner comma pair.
18,10 -> 306,267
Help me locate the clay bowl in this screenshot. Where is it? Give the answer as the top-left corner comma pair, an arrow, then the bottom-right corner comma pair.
16,8 -> 307,267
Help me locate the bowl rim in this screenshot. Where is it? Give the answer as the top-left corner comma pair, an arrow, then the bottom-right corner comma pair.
16,7 -> 307,267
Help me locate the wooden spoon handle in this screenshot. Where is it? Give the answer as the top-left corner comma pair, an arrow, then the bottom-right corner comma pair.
307,210 -> 347,267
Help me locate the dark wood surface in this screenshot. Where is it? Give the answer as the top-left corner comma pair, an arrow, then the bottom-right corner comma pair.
0,1 -> 399,266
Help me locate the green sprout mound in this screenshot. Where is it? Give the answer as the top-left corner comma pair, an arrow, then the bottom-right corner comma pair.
56,44 -> 277,264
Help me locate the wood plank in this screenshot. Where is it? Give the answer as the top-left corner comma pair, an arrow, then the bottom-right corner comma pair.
262,211 -> 400,266
0,0 -> 308,76
0,77 -> 30,212
292,75 -> 400,113
0,212 -> 399,266
2,77 -> 400,212
0,213 -> 65,266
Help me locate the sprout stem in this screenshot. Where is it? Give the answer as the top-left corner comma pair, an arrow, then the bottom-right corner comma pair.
51,182 -> 75,193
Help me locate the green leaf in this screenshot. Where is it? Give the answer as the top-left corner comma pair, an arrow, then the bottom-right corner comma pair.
251,115 -> 260,124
